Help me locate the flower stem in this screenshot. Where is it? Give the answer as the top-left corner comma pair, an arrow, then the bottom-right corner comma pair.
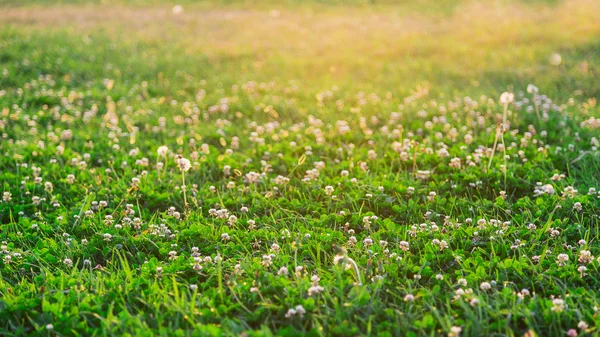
182,171 -> 188,209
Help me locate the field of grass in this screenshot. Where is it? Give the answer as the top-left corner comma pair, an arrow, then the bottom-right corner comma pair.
1,0 -> 600,336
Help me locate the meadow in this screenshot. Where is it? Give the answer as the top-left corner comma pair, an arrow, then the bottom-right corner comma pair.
1,0 -> 600,336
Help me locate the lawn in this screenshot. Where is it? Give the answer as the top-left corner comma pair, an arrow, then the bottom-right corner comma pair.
1,0 -> 600,336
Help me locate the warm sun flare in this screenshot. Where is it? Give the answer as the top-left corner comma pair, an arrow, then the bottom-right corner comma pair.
0,0 -> 599,336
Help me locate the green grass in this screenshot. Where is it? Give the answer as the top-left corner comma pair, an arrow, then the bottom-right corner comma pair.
0,0 -> 599,336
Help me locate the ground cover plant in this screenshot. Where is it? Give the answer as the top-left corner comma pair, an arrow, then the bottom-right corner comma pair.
1,0 -> 600,336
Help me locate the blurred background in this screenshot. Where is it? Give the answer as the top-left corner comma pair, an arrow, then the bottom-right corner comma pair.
1,0 -> 598,101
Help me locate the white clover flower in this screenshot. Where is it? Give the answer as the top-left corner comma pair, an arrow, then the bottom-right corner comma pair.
479,282 -> 492,291
448,326 -> 462,337
527,84 -> 539,94
557,253 -> 569,266
324,185 -> 334,196
277,266 -> 288,276
551,298 -> 565,312
549,53 -> 562,66
295,305 -> 306,317
172,5 -> 184,14
499,92 -> 514,105
177,157 -> 191,172
308,285 -> 325,296
285,308 -> 296,318
399,241 -> 410,251
157,145 -> 169,157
